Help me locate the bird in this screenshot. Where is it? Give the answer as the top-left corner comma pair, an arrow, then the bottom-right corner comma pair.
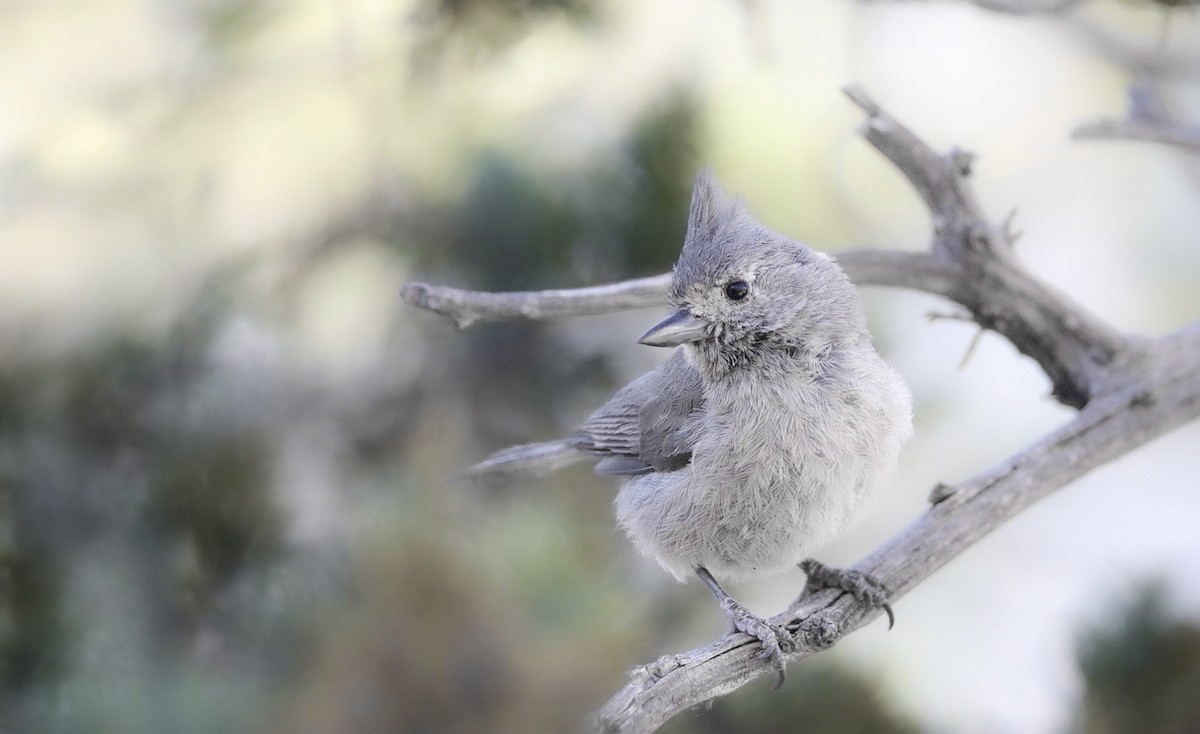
470,170 -> 913,683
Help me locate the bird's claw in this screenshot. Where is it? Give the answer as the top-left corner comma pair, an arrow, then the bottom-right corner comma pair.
720,597 -> 795,688
799,559 -> 895,630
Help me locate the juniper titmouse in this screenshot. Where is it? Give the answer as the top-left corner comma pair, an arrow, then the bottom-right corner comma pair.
473,171 -> 912,681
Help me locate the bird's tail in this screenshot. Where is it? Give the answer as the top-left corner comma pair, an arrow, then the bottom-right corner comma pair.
466,440 -> 586,478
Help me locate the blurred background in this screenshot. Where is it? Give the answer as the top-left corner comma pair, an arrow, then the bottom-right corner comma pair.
3,1 -> 1200,732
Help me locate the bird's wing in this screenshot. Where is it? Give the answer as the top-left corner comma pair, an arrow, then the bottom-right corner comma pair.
569,349 -> 705,475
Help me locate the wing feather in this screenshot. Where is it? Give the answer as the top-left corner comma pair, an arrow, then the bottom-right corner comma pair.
568,349 -> 704,474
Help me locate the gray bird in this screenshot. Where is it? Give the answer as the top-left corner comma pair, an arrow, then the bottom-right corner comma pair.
472,171 -> 912,681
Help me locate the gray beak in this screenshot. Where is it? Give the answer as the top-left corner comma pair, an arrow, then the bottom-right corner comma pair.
638,309 -> 709,347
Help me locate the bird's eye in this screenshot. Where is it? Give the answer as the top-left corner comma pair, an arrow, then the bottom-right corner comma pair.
724,280 -> 750,301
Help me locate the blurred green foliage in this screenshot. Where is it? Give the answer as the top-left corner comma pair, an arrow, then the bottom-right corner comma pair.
412,91 -> 699,450
1072,581 -> 1200,734
408,0 -> 598,79
416,90 -> 696,286
662,662 -> 920,734
0,294 -> 293,732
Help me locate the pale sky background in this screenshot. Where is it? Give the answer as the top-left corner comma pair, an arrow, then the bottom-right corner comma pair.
3,1 -> 1200,731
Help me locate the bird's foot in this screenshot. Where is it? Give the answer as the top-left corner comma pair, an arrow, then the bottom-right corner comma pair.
717,596 -> 795,689
798,559 -> 895,630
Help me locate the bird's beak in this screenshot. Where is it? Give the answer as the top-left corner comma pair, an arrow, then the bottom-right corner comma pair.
638,309 -> 709,347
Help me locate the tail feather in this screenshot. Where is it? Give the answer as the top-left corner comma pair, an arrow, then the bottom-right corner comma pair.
467,440 -> 586,478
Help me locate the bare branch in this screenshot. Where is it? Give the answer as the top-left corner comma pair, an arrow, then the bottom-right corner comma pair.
400,275 -> 672,329
968,0 -> 1085,14
958,327 -> 988,369
843,86 -> 991,230
1073,117 -> 1200,152
1072,77 -> 1200,152
844,85 -> 1131,407
950,0 -> 1200,78
1067,15 -> 1200,80
872,0 -> 1086,15
401,252 -> 959,327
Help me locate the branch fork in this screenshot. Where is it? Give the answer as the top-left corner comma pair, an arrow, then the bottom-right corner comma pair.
401,86 -> 1200,733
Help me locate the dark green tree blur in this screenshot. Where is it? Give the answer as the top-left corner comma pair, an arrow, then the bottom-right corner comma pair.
1071,582 -> 1200,734
661,663 -> 920,734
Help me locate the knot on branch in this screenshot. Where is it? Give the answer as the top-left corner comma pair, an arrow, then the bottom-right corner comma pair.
929,482 -> 958,505
638,654 -> 689,683
400,281 -> 432,309
788,613 -> 842,651
1129,389 -> 1155,409
1088,344 -> 1116,368
400,282 -> 479,329
964,222 -> 996,254
948,148 -> 975,176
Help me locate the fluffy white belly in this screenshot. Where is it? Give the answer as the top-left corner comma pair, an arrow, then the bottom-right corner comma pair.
614,373 -> 906,582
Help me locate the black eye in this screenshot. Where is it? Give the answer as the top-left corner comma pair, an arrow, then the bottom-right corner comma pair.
724,280 -> 750,301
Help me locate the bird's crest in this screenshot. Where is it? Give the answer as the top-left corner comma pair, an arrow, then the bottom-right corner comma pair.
685,169 -> 744,245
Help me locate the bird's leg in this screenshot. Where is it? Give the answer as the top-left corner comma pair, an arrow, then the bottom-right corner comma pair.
695,566 -> 794,688
798,559 -> 895,630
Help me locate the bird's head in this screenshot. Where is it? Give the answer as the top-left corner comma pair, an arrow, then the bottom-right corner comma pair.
639,171 -> 867,373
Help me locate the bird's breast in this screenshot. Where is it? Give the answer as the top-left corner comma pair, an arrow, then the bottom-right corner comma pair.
615,358 -> 910,583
